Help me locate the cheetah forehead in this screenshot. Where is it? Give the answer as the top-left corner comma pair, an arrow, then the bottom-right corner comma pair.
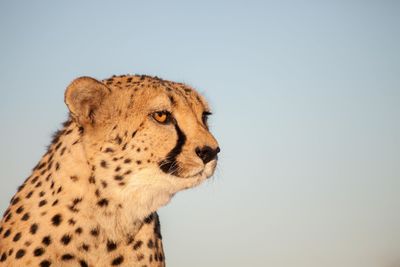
101,74 -> 210,113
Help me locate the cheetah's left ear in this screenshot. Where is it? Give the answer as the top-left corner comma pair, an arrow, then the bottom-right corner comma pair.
65,76 -> 111,126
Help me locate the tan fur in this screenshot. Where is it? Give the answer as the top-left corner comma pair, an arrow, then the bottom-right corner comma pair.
0,75 -> 219,267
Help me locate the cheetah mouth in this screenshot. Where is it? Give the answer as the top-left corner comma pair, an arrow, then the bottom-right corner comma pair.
158,157 -> 218,179
181,160 -> 218,179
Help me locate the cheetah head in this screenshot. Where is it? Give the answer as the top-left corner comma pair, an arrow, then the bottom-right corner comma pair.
64,75 -> 220,219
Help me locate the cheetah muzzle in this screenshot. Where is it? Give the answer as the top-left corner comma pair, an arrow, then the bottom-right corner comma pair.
0,74 -> 220,267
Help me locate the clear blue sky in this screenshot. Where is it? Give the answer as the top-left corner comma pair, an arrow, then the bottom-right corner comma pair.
1,1 -> 399,266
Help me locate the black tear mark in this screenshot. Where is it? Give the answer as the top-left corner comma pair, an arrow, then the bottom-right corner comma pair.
158,120 -> 186,176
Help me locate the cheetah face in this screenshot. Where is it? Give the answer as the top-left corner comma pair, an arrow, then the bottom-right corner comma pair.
134,93 -> 219,180
65,76 -> 220,185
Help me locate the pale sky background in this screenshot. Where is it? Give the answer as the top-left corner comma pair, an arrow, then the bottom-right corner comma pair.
0,1 -> 399,267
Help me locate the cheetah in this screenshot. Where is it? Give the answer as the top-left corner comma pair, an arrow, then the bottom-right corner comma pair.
0,75 -> 220,267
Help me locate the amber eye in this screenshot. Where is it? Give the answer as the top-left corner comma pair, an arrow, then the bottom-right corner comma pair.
152,111 -> 171,124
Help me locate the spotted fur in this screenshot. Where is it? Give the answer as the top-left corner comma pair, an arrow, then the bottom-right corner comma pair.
0,74 -> 220,267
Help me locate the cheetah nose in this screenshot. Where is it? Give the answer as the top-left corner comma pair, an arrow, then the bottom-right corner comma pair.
195,146 -> 220,164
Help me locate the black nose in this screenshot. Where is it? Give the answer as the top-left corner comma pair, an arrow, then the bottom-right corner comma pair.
195,146 -> 220,164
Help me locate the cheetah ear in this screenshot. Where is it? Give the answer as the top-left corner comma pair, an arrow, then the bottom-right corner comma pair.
65,76 -> 111,126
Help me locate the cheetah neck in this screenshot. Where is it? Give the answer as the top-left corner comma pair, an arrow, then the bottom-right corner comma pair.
29,120 -> 146,241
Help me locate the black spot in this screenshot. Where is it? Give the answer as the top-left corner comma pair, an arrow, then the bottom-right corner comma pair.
133,240 -> 143,250
55,142 -> 62,151
90,227 -> 99,236
51,214 -> 62,226
144,214 -> 154,224
30,223 -> 39,234
68,198 -> 82,212
15,249 -> 25,259
65,129 -> 73,135
21,212 -> 30,221
31,176 -> 39,184
131,130 -> 137,138
111,255 -> 124,265
158,253 -> 164,262
105,147 -> 114,153
13,232 -> 21,242
75,227 -> 83,234
0,252 -> 7,262
107,240 -> 118,252
159,121 -> 187,175
37,162 -> 46,171
68,218 -> 76,225
81,244 -> 90,251
88,176 -> 96,184
16,206 -> 24,214
17,183 -> 25,192
3,208 -> 10,218
124,158 -> 131,164
115,135 -> 122,145
97,198 -> 109,207
114,175 -> 124,181
147,239 -> 154,248
3,229 -> 11,238
40,260 -> 52,267
47,162 -> 53,171
79,260 -> 89,267
11,196 -> 20,205
100,160 -> 108,168
26,191 -> 34,198
136,160 -> 142,165
60,234 -> 72,245
33,247 -> 44,257
61,254 -> 75,261
5,213 -> 12,222
42,236 -> 51,246
168,95 -> 175,104
39,199 -> 47,207
122,143 -> 128,150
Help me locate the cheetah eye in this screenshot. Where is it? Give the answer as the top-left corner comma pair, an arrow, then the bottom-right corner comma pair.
152,111 -> 172,124
202,111 -> 212,127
